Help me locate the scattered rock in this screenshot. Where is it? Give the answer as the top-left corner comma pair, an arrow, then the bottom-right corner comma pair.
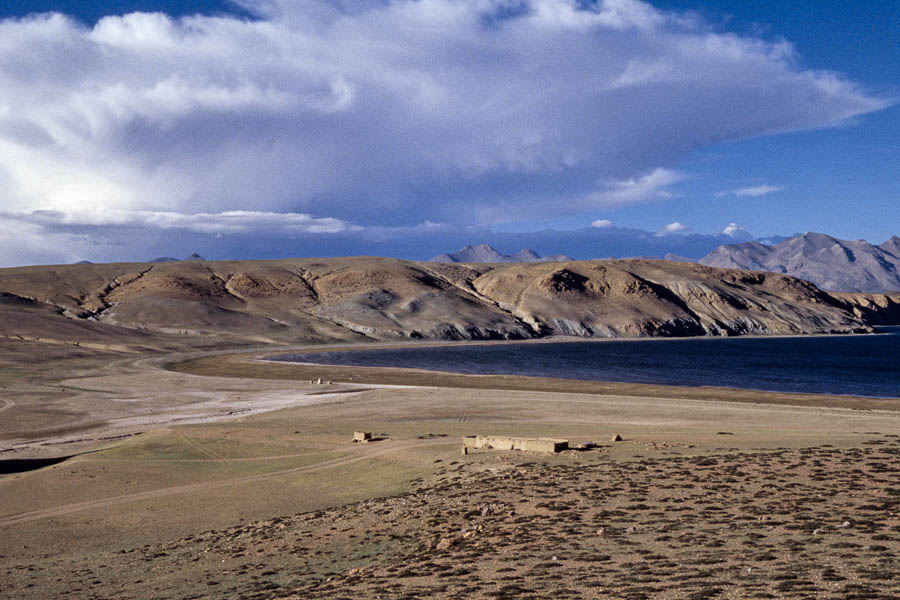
435,537 -> 456,551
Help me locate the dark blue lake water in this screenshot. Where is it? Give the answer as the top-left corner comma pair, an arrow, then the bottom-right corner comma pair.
271,327 -> 900,398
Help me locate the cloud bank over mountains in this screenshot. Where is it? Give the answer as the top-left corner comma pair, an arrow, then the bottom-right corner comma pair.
0,0 -> 890,266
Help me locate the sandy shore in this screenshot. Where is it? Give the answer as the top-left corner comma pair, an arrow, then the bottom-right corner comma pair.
172,341 -> 900,412
4,334 -> 897,462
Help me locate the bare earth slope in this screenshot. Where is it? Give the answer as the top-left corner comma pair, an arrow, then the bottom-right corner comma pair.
0,256 -> 897,348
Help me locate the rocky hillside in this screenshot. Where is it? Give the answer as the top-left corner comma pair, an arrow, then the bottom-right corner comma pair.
700,232 -> 900,292
1,257 -> 897,350
832,292 -> 900,326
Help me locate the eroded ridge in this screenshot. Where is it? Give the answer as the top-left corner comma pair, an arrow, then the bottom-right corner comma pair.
4,441 -> 898,599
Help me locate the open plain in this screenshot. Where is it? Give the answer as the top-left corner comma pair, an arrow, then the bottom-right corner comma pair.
1,339 -> 898,599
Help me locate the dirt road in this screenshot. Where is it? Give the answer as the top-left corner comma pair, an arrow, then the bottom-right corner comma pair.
0,438 -> 454,527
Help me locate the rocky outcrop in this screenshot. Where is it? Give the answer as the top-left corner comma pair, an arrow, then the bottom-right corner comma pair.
833,292 -> 900,325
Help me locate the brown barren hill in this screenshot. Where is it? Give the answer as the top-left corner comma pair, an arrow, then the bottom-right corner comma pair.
0,256 -> 897,349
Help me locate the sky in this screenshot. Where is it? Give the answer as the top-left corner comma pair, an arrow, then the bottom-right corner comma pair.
0,0 -> 896,266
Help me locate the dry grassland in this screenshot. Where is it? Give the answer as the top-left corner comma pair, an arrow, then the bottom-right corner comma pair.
0,342 -> 898,599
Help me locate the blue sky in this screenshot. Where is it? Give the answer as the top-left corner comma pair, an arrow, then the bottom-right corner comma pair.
0,1 -> 896,265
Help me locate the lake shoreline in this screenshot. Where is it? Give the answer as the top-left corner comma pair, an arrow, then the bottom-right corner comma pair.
260,329 -> 900,400
171,353 -> 900,414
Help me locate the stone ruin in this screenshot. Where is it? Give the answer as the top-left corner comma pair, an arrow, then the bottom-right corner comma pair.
462,435 -> 568,454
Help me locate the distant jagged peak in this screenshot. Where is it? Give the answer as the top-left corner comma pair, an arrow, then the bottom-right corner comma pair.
438,244 -> 512,263
788,232 -> 877,250
700,232 -> 900,293
796,231 -> 838,242
431,244 -> 572,264
148,253 -> 206,263
541,253 -> 575,262
510,248 -> 542,262
878,235 -> 900,257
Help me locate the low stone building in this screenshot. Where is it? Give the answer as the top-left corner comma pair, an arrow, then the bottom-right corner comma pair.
462,435 -> 568,454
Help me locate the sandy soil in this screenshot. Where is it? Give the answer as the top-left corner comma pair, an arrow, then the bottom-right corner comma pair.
0,351 -> 365,460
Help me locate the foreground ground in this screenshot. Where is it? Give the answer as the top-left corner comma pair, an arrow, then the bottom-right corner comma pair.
5,440 -> 898,599
0,340 -> 898,599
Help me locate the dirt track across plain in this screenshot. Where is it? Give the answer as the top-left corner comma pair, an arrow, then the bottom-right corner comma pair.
0,438 -> 454,527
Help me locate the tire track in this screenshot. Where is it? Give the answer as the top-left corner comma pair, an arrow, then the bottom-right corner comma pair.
178,433 -> 226,460
0,438 -> 454,527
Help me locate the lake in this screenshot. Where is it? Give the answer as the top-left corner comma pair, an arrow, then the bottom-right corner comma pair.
270,327 -> 900,398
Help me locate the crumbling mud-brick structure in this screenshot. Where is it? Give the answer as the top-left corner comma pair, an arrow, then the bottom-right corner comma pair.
462,435 -> 568,454
353,431 -> 372,443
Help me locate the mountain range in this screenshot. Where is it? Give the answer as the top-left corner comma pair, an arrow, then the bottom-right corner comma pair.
432,244 -> 573,264
2,257 -> 898,353
148,253 -> 206,263
699,233 -> 900,293
431,234 -> 900,293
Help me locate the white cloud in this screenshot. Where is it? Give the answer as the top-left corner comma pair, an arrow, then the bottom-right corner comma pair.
721,222 -> 753,241
6,209 -> 358,235
592,219 -> 613,228
0,0 -> 890,265
656,221 -> 691,236
717,184 -> 785,198
735,185 -> 784,197
586,168 -> 684,208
